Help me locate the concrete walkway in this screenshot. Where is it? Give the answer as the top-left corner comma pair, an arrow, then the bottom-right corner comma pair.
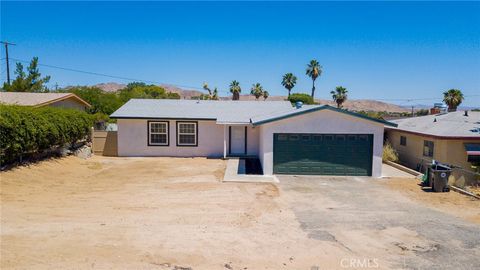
382,163 -> 417,178
223,159 -> 278,183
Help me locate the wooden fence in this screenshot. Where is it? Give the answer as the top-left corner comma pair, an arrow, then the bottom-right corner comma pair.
92,130 -> 118,156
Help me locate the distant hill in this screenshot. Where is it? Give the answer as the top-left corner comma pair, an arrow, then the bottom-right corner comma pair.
94,82 -> 126,92
227,95 -> 409,113
91,82 -> 409,113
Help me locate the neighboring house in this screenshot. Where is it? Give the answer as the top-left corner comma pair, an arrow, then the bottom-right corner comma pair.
0,92 -> 91,111
111,99 -> 397,177
386,111 -> 480,186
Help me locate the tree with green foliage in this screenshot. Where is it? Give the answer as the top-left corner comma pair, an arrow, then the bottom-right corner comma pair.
305,59 -> 322,98
416,109 -> 429,116
443,89 -> 464,111
250,83 -> 264,100
118,83 -> 180,103
263,90 -> 269,101
288,93 -> 314,105
281,73 -> 297,97
202,83 -> 219,100
330,86 -> 348,108
64,86 -> 123,116
2,57 -> 51,92
229,80 -> 241,100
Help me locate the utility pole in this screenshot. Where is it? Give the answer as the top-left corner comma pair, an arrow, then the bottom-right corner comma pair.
1,41 -> 16,85
411,106 -> 414,117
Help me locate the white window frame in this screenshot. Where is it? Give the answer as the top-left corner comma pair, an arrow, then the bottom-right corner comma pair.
148,121 -> 169,146
177,122 -> 197,146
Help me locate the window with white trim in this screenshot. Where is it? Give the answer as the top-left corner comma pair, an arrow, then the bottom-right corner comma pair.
148,121 -> 168,146
177,122 -> 197,146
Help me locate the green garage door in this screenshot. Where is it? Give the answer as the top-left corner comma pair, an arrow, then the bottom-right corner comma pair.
273,133 -> 373,176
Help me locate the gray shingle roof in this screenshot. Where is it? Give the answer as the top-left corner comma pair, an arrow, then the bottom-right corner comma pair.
110,99 -> 294,124
111,99 -> 397,127
389,111 -> 480,138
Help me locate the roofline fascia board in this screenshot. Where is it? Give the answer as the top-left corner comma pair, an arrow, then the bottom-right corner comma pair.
385,127 -> 480,140
35,93 -> 92,108
110,116 -> 217,121
216,122 -> 253,125
252,105 -> 398,127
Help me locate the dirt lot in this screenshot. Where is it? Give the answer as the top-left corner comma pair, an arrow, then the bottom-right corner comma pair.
1,156 -> 479,270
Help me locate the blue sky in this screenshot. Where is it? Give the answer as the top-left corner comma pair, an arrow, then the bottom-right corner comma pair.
1,1 -> 479,107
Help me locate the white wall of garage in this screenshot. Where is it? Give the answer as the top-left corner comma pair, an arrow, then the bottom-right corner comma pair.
257,109 -> 385,177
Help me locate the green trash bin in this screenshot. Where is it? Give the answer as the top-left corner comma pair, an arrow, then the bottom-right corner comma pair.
429,163 -> 451,192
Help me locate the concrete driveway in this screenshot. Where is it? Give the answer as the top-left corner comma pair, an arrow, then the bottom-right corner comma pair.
278,175 -> 480,270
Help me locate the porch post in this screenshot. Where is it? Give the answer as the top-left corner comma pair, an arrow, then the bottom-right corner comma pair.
223,124 -> 227,159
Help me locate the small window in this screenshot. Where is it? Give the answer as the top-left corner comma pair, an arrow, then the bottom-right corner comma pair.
278,134 -> 288,141
177,122 -> 197,146
289,135 -> 299,141
313,135 -> 322,141
400,136 -> 407,146
358,135 -> 368,141
302,135 -> 311,141
148,121 -> 168,146
324,135 -> 334,141
423,140 -> 434,157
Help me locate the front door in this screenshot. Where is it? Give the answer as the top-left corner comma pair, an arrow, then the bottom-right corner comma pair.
230,126 -> 246,155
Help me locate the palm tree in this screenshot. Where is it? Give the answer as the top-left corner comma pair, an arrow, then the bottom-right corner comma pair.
263,90 -> 269,100
229,80 -> 241,100
443,89 -> 464,111
330,86 -> 348,108
305,59 -> 323,98
250,83 -> 264,100
281,73 -> 297,98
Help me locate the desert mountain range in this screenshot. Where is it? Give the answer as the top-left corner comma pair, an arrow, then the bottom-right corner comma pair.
93,82 -> 410,113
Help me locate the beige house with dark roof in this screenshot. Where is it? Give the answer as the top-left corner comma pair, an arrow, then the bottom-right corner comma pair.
0,92 -> 91,111
386,111 -> 480,187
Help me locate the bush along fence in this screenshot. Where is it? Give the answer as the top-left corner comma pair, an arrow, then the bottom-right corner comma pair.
0,105 -> 94,165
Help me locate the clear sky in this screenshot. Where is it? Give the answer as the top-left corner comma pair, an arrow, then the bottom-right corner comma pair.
1,1 -> 479,107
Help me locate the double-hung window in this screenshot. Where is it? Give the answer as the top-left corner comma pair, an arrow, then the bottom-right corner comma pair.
177,122 -> 197,146
423,140 -> 434,157
148,121 -> 168,146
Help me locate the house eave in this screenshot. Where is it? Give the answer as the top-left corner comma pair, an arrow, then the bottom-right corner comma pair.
385,127 -> 480,140
252,105 -> 398,127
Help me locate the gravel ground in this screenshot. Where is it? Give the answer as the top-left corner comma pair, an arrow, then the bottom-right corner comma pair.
279,175 -> 480,270
1,156 -> 479,269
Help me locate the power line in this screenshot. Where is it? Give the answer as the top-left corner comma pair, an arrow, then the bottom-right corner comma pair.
9,57 -> 208,91
7,57 -> 480,101
1,41 -> 16,85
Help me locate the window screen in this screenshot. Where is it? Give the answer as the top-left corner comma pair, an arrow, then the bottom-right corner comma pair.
177,122 -> 197,146
149,122 -> 168,145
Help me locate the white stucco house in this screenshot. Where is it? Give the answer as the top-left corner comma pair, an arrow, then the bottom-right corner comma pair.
110,99 -> 397,177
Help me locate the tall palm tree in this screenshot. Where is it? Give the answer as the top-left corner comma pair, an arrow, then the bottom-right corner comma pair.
263,90 -> 269,100
250,83 -> 264,100
330,86 -> 348,108
229,80 -> 241,100
443,89 -> 464,111
281,73 -> 297,98
305,59 -> 323,98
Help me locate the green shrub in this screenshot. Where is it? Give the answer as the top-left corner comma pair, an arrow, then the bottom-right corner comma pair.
383,141 -> 399,162
0,105 -> 93,165
288,93 -> 314,105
